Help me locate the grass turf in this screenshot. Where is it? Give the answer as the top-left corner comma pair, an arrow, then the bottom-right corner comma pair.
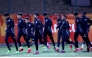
0,44 -> 92,57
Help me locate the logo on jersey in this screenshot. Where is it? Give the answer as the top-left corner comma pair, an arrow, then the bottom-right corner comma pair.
77,20 -> 79,22
46,19 -> 48,22
36,21 -> 37,23
19,21 -> 21,22
85,19 -> 87,21
29,24 -> 31,26
8,19 -> 10,22
59,21 -> 61,23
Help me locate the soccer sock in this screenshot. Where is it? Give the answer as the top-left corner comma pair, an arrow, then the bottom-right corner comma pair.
20,46 -> 23,49
81,44 -> 84,48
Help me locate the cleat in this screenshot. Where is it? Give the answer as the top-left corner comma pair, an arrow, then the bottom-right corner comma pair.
34,51 -> 39,54
60,50 -> 65,53
19,48 -> 23,52
28,48 -> 32,53
47,43 -> 50,49
79,48 -> 83,50
70,44 -> 72,50
90,47 -> 92,51
6,50 -> 11,54
74,48 -> 79,52
87,47 -> 90,52
55,48 -> 59,52
16,51 -> 19,54
54,46 -> 56,49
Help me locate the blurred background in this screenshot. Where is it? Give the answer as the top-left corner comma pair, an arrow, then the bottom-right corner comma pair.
0,0 -> 92,14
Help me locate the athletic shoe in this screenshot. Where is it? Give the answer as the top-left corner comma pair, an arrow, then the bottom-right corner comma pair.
79,48 -> 83,50
19,47 -> 23,52
90,47 -> 92,51
55,48 -> 59,52
6,50 -> 11,54
28,48 -> 32,53
70,44 -> 72,50
60,50 -> 65,53
34,51 -> 39,54
74,48 -> 79,52
47,43 -> 50,49
87,47 -> 90,52
16,51 -> 19,54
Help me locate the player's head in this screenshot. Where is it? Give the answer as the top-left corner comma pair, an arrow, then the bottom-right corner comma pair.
43,12 -> 48,18
17,12 -> 22,18
57,14 -> 61,19
34,12 -> 39,18
74,12 -> 78,18
25,17 -> 30,23
4,12 -> 10,19
82,11 -> 86,17
62,15 -> 67,20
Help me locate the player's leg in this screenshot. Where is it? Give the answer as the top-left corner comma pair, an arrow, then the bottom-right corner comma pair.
74,31 -> 80,52
43,30 -> 47,46
80,33 -> 90,52
43,31 -> 50,49
86,35 -> 92,47
11,33 -> 19,54
74,31 -> 79,48
17,33 -> 23,52
23,34 -> 31,53
38,33 -> 44,44
34,31 -> 39,54
30,33 -> 35,41
48,31 -> 56,49
5,33 -> 11,54
61,34 -> 65,53
27,34 -> 31,42
55,30 -> 62,52
65,34 -> 75,50
84,34 -> 92,52
57,30 -> 62,48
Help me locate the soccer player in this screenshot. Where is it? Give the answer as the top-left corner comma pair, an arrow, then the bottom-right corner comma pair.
43,12 -> 56,50
55,14 -> 62,52
73,13 -> 84,52
60,15 -> 75,53
17,12 -> 31,53
79,12 -> 92,52
25,17 -> 35,45
33,12 -> 44,54
4,13 -> 19,54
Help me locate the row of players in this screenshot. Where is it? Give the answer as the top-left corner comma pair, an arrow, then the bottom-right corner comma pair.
4,12 -> 92,54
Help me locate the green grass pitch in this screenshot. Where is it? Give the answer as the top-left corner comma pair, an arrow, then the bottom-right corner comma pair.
0,44 -> 92,57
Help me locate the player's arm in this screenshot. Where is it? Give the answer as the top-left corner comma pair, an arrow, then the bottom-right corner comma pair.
87,17 -> 92,27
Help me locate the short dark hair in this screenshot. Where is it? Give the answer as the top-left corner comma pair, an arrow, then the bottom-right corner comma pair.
4,12 -> 9,16
58,14 -> 61,17
17,12 -> 22,16
63,15 -> 67,18
34,12 -> 39,16
43,12 -> 48,16
82,11 -> 86,15
74,12 -> 78,16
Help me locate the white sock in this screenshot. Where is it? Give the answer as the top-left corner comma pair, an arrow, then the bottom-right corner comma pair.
20,46 -> 23,49
28,48 -> 30,49
81,44 -> 84,48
